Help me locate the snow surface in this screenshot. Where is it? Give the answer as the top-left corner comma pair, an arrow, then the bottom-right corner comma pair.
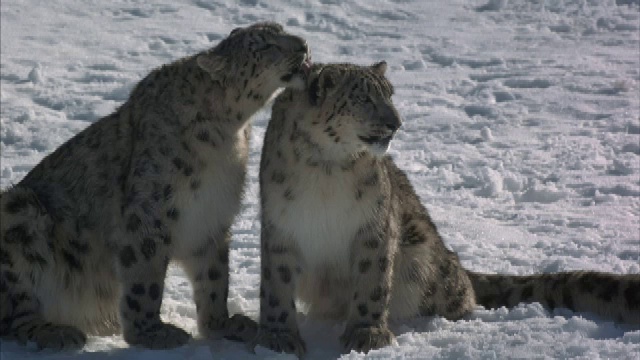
1,0 -> 639,358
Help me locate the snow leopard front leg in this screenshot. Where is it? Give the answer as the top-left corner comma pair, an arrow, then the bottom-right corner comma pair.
250,220 -> 306,357
117,216 -> 190,348
180,230 -> 257,342
117,166 -> 191,349
340,221 -> 398,353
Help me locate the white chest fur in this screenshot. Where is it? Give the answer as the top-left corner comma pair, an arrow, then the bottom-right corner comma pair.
266,166 -> 376,272
170,128 -> 249,258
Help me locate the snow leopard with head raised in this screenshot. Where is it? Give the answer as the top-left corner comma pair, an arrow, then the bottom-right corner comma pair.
251,61 -> 640,356
0,22 -> 311,350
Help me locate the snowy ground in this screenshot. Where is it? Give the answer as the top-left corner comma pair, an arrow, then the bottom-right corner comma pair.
1,0 -> 639,358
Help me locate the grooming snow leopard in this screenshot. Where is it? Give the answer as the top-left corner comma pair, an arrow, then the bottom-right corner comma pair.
0,22 -> 311,350
251,62 -> 640,356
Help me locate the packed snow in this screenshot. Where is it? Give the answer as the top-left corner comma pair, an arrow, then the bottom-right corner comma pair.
1,0 -> 639,359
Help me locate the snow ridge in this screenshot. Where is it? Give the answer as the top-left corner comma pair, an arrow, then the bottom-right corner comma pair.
1,0 -> 639,358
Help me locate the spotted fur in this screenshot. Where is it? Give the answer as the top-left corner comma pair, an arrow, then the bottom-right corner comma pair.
251,62 -> 640,356
0,22 -> 310,350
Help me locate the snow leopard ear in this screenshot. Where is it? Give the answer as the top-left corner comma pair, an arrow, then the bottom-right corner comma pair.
197,54 -> 228,82
308,66 -> 341,106
371,61 -> 387,76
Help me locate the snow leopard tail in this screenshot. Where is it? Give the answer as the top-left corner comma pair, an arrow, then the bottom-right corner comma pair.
466,270 -> 640,324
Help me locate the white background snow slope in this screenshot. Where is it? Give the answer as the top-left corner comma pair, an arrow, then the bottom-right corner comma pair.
1,0 -> 639,359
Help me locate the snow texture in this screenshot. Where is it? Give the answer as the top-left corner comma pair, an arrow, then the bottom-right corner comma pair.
1,0 -> 639,359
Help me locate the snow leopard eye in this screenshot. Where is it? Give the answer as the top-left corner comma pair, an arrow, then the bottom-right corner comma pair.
256,43 -> 277,52
354,92 -> 369,103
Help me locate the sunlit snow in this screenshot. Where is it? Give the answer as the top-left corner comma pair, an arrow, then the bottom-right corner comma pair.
1,0 -> 639,359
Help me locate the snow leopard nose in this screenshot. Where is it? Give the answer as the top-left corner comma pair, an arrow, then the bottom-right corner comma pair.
385,117 -> 401,132
383,109 -> 402,132
295,37 -> 309,54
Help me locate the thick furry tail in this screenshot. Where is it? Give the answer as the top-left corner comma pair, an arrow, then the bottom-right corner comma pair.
466,270 -> 640,324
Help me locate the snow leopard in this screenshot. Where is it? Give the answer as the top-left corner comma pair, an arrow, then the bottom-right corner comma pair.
250,61 -> 640,356
0,22 -> 311,350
